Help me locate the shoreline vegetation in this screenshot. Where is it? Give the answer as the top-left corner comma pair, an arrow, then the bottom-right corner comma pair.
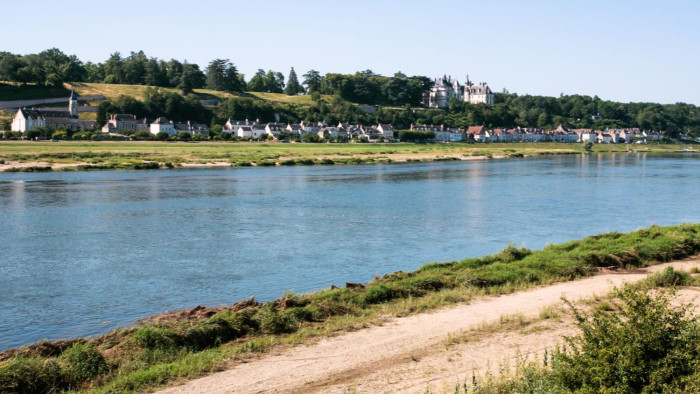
0,141 -> 694,173
0,224 -> 699,392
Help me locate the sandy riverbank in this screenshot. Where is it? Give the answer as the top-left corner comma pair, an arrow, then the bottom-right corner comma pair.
0,153 -> 507,172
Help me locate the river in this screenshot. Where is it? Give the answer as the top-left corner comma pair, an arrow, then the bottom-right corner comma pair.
0,153 -> 698,350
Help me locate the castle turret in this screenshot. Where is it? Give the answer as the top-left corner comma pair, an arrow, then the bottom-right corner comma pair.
69,90 -> 78,117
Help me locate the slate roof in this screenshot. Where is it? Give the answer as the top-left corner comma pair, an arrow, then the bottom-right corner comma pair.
113,114 -> 137,121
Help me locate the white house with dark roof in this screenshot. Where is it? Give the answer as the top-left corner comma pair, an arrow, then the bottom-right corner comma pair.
285,123 -> 302,135
150,117 -> 176,135
265,122 -> 286,137
376,124 -> 394,139
223,119 -> 257,134
463,78 -> 494,105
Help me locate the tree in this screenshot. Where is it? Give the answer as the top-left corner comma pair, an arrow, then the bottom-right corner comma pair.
165,59 -> 183,87
284,67 -> 304,95
123,51 -> 147,84
205,59 -> 244,92
247,69 -> 266,92
264,70 -> 284,93
0,53 -> 20,82
84,62 -> 104,83
177,62 -> 205,94
144,58 -> 167,86
103,52 -> 124,84
303,70 -> 322,93
156,131 -> 170,140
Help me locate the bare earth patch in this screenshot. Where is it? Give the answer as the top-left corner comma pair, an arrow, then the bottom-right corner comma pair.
158,257 -> 699,394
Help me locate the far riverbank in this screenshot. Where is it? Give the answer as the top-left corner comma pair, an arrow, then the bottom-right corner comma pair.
0,141 -> 692,172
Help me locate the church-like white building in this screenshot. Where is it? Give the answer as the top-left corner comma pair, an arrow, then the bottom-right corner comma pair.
428,75 -> 494,108
11,91 -> 92,132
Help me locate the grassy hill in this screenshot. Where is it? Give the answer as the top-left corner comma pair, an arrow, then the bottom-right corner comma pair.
0,82 -> 333,107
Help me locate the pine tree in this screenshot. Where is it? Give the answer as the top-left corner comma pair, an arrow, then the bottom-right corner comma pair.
284,67 -> 304,95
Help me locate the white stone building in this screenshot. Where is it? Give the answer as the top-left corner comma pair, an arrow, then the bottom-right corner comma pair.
428,75 -> 494,108
150,117 -> 176,135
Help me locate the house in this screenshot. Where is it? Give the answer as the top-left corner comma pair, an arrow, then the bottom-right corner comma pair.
171,121 -> 208,136
285,123 -> 302,135
434,127 -> 463,142
265,123 -> 286,137
376,124 -> 394,139
251,123 -> 267,138
150,117 -> 176,135
101,114 -> 138,133
463,78 -> 494,105
317,127 -> 339,139
223,119 -> 257,134
492,128 -> 510,142
465,126 -> 486,142
573,129 -> 596,143
643,130 -> 663,139
597,132 -> 613,144
359,125 -> 383,140
235,126 -> 253,138
300,120 -> 324,135
11,90 -> 86,133
337,122 -> 362,138
188,121 -> 210,136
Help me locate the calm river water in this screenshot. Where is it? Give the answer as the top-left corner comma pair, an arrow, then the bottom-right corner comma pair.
1,153 -> 699,350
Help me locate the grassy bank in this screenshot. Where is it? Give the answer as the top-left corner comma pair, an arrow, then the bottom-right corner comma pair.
0,224 -> 698,393
0,141 -> 692,173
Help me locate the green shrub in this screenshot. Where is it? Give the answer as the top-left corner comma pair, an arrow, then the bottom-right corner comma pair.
362,284 -> 402,304
132,162 -> 160,170
0,356 -> 63,393
131,327 -> 179,350
255,305 -> 291,334
645,266 -> 692,287
550,284 -> 700,393
3,166 -> 52,172
60,343 -> 109,383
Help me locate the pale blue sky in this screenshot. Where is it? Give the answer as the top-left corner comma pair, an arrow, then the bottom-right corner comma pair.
3,0 -> 699,104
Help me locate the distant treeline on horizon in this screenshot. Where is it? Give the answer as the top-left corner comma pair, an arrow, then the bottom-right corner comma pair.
1,48 -> 699,136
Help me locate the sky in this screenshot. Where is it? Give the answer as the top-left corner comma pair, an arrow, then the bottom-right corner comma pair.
3,0 -> 699,104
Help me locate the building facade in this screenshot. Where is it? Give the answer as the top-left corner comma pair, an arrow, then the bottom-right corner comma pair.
428,75 -> 494,108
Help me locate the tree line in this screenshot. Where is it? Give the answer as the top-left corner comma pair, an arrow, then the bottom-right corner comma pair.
416,94 -> 700,137
2,48 -> 699,137
0,49 -> 427,104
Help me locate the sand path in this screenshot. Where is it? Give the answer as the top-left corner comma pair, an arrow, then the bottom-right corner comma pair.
158,257 -> 700,394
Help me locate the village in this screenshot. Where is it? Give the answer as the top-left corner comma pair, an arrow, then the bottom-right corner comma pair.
7,85 -> 666,144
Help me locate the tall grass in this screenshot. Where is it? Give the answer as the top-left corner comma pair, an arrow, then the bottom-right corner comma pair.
0,224 -> 698,392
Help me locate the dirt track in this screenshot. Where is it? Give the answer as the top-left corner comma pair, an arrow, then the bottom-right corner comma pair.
158,257 -> 700,394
